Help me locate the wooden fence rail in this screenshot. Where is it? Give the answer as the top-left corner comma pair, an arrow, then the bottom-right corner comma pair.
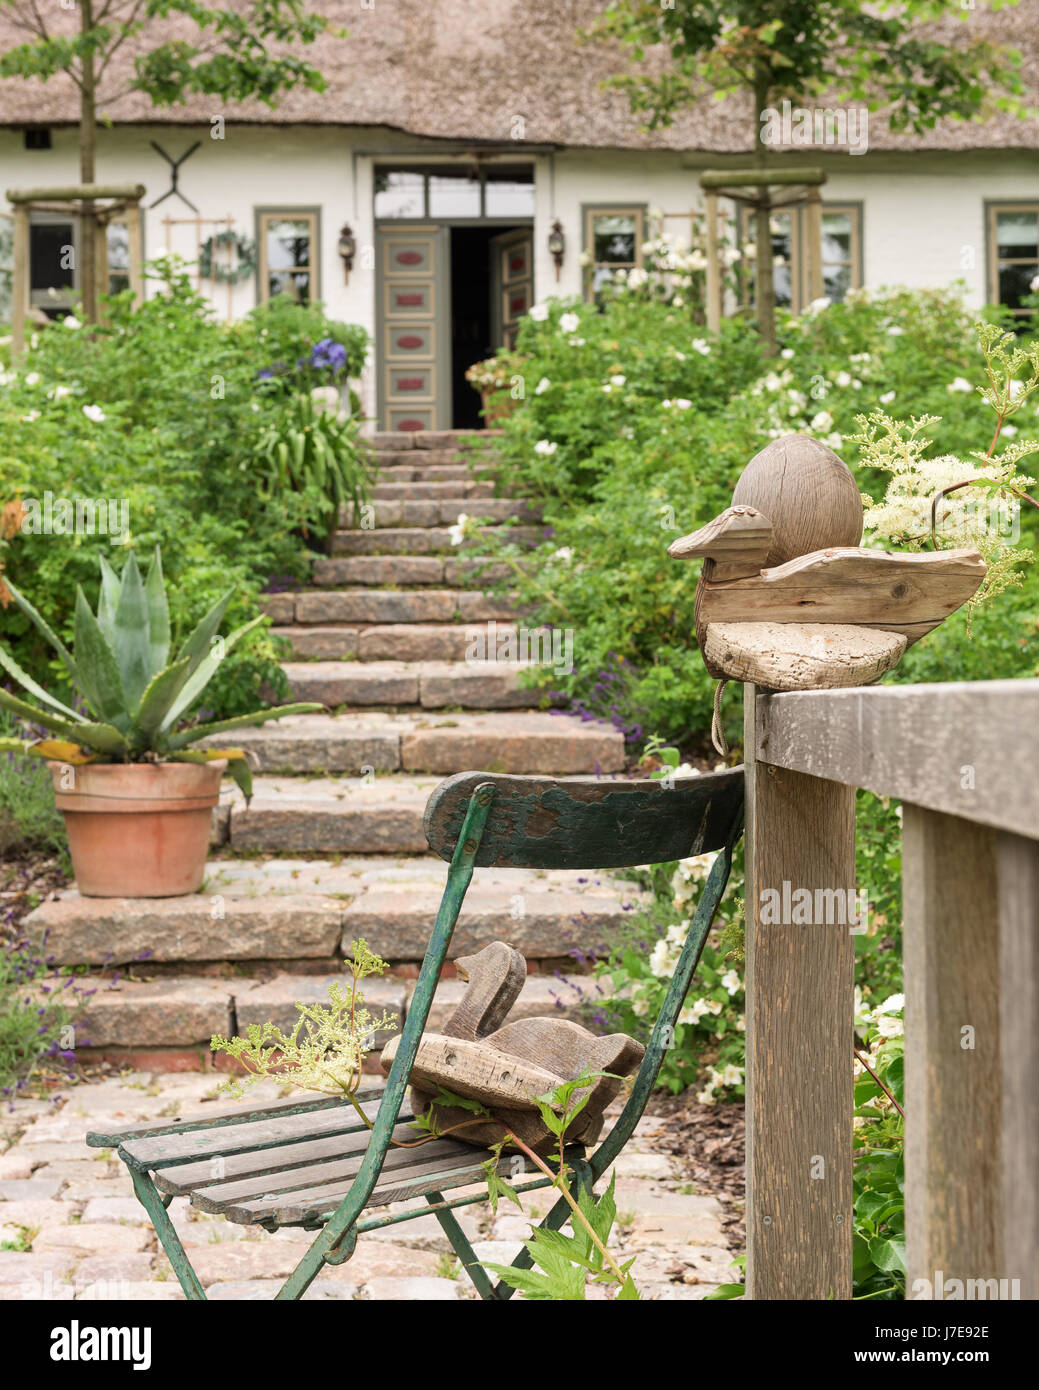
744,677 -> 1039,1299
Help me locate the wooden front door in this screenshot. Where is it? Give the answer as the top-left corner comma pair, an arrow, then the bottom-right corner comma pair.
490,227 -> 534,350
376,224 -> 451,435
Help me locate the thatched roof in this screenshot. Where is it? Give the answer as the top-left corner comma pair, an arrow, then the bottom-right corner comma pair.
0,0 -> 1037,153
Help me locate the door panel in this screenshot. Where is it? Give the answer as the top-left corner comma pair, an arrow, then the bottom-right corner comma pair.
376,224 -> 450,433
490,227 -> 534,350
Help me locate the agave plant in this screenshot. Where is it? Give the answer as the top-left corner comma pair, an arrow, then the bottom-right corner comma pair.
0,547 -> 320,797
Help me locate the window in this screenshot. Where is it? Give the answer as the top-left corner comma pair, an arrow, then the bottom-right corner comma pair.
257,209 -> 319,304
741,202 -> 861,313
582,205 -> 646,301
988,204 -> 1039,321
374,165 -> 534,221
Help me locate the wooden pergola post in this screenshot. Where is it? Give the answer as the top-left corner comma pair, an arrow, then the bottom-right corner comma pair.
5,183 -> 146,352
11,202 -> 29,355
744,683 -> 856,1299
704,189 -> 721,333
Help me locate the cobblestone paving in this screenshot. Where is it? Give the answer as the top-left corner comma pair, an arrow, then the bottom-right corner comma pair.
0,1072 -> 739,1301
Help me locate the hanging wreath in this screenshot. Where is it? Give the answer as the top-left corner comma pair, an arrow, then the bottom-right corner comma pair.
199,229 -> 257,285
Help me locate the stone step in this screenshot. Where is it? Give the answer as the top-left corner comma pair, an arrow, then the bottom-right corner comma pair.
54,967 -> 595,1052
341,498 -> 538,528
293,589 -> 515,625
371,480 -> 496,501
282,660 -> 546,710
28,856 -> 640,966
375,464 -> 489,483
270,623 -> 521,662
329,526 -> 541,556
364,429 -> 503,452
206,711 -> 624,777
310,555 -> 511,588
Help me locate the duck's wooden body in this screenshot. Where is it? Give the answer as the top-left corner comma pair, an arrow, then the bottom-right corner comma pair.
380,942 -> 644,1154
669,435 -> 986,691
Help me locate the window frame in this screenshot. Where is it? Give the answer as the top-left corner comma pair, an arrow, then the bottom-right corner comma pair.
372,165 -> 536,223
739,200 -> 863,313
985,200 -> 1039,321
581,202 -> 647,303
255,206 -> 321,305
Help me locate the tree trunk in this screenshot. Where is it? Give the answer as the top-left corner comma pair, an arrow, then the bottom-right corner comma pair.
79,0 -> 98,323
752,71 -> 776,358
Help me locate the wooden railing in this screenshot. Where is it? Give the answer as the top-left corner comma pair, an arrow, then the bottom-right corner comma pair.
743,677 -> 1039,1300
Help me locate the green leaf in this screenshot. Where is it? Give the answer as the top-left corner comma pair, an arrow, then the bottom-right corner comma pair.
131,657 -> 193,743
703,1283 -> 745,1301
164,702 -> 322,750
0,643 -> 85,724
73,587 -> 127,726
160,613 -> 264,732
616,1274 -> 640,1300
173,584 -> 235,676
223,752 -> 253,802
883,1054 -> 905,1107
0,685 -> 124,751
868,1235 -> 906,1275
144,546 -> 171,674
111,550 -> 153,710
3,578 -> 80,687
96,552 -> 122,650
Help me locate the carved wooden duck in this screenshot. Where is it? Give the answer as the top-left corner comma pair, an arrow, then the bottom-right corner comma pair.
669,433 -> 986,690
380,942 -> 645,1154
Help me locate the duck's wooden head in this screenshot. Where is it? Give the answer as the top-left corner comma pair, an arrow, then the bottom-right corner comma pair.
441,941 -> 526,1042
667,432 -> 984,691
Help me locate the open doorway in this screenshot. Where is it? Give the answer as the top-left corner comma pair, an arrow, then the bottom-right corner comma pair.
449,224 -> 532,428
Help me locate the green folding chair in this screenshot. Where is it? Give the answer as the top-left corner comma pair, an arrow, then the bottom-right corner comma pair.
86,767 -> 744,1300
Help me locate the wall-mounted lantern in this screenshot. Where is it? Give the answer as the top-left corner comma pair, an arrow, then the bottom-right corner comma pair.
338,223 -> 357,284
548,220 -> 565,281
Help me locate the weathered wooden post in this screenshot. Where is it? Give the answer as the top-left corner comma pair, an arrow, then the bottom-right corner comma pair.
10,201 -> 28,355
669,432 -> 986,1297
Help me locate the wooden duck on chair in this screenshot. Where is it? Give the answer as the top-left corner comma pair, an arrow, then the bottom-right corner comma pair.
669,433 -> 986,691
380,942 -> 645,1156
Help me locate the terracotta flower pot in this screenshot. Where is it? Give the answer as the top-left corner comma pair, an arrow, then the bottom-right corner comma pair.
48,760 -> 226,898
480,388 -> 515,425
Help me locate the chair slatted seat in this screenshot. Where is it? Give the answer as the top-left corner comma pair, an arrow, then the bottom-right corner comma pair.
87,768 -> 744,1300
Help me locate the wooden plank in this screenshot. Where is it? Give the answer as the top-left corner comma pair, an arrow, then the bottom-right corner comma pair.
903,807 -> 1004,1294
125,200 -> 143,304
423,769 -> 744,869
184,1117 -> 426,1210
120,1094 -> 387,1171
6,183 -> 147,203
744,684 -> 854,1298
754,679 -> 1039,839
996,830 -> 1039,1301
154,1103 -> 417,1198
696,548 -> 984,650
221,1143 -> 491,1225
803,195 -> 823,304
87,1086 -> 384,1148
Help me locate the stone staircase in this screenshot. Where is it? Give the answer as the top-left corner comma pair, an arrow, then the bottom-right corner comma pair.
27,431 -> 637,1068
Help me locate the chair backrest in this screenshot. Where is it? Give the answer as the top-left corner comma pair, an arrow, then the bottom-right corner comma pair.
423,768 -> 744,870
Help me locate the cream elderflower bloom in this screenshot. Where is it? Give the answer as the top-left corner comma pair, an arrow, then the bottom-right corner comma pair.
559,311 -> 580,333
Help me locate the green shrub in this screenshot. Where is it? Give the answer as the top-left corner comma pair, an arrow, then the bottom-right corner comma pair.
0,260 -> 370,718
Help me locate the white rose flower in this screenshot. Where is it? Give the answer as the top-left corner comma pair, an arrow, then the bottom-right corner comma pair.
810,410 -> 834,432
559,311 -> 581,333
875,1015 -> 904,1038
528,304 -> 549,322
534,439 -> 558,456
627,268 -> 649,289
721,969 -> 742,996
691,339 -> 711,356
49,384 -> 72,400
835,371 -> 852,388
21,410 -> 41,422
879,390 -> 896,404
697,1085 -> 717,1105
717,1064 -> 744,1087
550,546 -> 574,563
780,348 -> 795,360
649,939 -> 673,979
535,377 -> 551,394
447,513 -> 469,547
82,404 -> 106,423
63,315 -> 82,329
947,377 -> 973,393
24,371 -> 40,386
610,374 -> 626,386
